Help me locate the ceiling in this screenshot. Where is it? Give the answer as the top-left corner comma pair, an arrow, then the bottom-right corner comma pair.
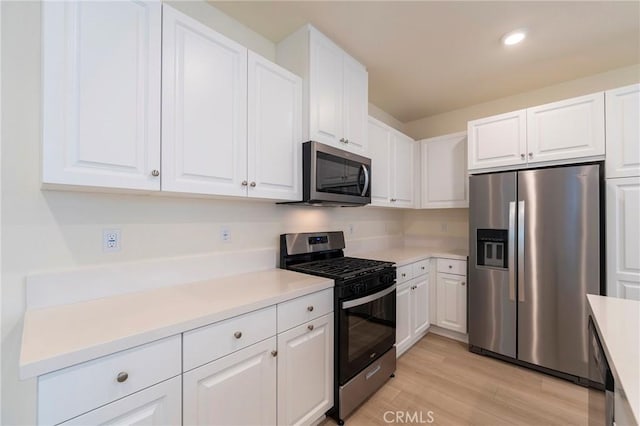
210,1 -> 640,123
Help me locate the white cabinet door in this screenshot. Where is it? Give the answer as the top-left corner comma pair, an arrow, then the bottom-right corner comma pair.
391,132 -> 415,207
277,314 -> 333,426
42,1 -> 161,191
606,177 -> 640,300
412,277 -> 430,336
395,282 -> 412,357
436,273 -> 467,334
309,29 -> 344,147
342,54 -> 369,154
467,110 -> 526,171
162,5 -> 247,196
247,51 -> 302,201
527,92 -> 605,165
368,117 -> 392,206
183,337 -> 277,426
606,84 -> 640,179
420,132 -> 468,208
60,377 -> 181,426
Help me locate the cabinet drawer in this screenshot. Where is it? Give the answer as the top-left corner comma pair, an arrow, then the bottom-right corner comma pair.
437,258 -> 467,276
184,306 -> 276,371
412,259 -> 430,277
38,335 -> 181,426
396,264 -> 414,284
278,288 -> 333,332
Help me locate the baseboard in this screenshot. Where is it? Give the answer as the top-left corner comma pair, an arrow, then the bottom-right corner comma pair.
428,325 -> 469,343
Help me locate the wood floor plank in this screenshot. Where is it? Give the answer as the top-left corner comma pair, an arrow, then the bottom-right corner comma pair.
321,333 -> 588,426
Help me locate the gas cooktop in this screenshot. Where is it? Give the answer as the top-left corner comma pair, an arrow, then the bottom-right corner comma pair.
288,257 -> 393,280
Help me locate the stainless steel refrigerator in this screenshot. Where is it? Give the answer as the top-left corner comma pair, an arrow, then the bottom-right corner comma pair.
468,164 -> 602,381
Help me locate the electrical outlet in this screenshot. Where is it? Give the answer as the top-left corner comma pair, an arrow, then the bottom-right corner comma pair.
220,226 -> 231,242
103,229 -> 121,252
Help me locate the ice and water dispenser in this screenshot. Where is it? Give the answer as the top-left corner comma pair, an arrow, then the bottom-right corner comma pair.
476,229 -> 508,269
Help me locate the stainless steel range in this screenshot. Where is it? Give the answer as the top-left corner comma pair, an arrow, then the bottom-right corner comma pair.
280,232 -> 396,425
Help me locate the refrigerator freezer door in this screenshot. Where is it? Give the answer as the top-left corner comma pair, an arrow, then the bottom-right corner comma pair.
517,165 -> 600,379
469,172 -> 517,358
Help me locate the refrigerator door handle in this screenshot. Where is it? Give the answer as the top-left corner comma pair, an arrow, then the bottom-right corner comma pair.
508,201 -> 516,301
518,200 -> 525,302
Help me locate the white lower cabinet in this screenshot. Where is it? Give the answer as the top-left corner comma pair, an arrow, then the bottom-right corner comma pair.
395,260 -> 430,357
436,272 -> 467,334
183,337 -> 278,426
60,376 -> 181,426
277,313 -> 334,426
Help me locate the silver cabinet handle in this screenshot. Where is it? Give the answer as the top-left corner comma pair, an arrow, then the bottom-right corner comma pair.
250,182 -> 256,187
307,305 -> 314,312
116,372 -> 128,383
528,152 -> 533,158
271,350 -> 278,357
241,180 -> 248,186
520,154 -> 525,160
151,170 -> 160,177
234,331 -> 242,339
307,324 -> 314,331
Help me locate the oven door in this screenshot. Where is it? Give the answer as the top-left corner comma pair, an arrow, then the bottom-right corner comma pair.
339,284 -> 396,384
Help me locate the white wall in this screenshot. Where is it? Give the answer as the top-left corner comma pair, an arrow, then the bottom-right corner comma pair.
404,64 -> 640,140
0,2 -> 403,424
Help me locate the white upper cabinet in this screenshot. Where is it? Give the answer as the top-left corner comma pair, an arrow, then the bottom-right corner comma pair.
527,92 -> 605,164
162,5 -> 247,197
277,25 -> 369,154
420,132 -> 468,209
162,6 -> 302,201
606,84 -> 640,179
467,110 -> 526,171
391,131 -> 415,208
247,52 -> 302,201
368,117 -> 415,208
42,1 -> 162,191
468,92 -> 606,172
368,118 -> 392,205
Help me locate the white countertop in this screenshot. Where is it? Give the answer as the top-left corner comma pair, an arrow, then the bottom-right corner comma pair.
355,246 -> 468,266
587,295 -> 640,425
20,269 -> 333,379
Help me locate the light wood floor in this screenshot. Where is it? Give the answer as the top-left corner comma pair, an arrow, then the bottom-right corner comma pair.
323,333 -> 588,425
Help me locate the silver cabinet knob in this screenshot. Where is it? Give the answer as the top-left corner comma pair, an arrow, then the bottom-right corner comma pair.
250,182 -> 256,187
151,170 -> 160,177
345,139 -> 349,144
390,198 -> 397,202
520,154 -> 525,160
449,265 -> 452,269
116,372 -> 129,383
307,305 -> 314,312
528,152 -> 533,158
271,350 -> 278,357
234,331 -> 242,339
339,138 -> 346,143
241,180 -> 248,186
421,266 -> 425,270
462,282 -> 466,286
401,273 -> 406,277
307,324 -> 314,331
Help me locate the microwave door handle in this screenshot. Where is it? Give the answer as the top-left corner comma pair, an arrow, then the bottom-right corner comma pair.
361,165 -> 370,196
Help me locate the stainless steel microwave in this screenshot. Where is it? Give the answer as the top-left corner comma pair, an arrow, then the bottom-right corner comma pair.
293,141 -> 371,206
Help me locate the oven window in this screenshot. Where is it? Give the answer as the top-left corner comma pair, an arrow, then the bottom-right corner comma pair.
316,152 -> 367,196
339,288 -> 396,383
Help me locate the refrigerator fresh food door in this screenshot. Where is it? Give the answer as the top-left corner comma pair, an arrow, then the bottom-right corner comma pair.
517,165 -> 600,379
469,172 -> 517,358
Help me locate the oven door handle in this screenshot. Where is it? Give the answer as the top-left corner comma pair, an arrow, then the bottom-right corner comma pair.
341,284 -> 396,309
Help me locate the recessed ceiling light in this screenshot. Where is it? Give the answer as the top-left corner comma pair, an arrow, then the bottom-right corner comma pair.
502,30 -> 527,46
